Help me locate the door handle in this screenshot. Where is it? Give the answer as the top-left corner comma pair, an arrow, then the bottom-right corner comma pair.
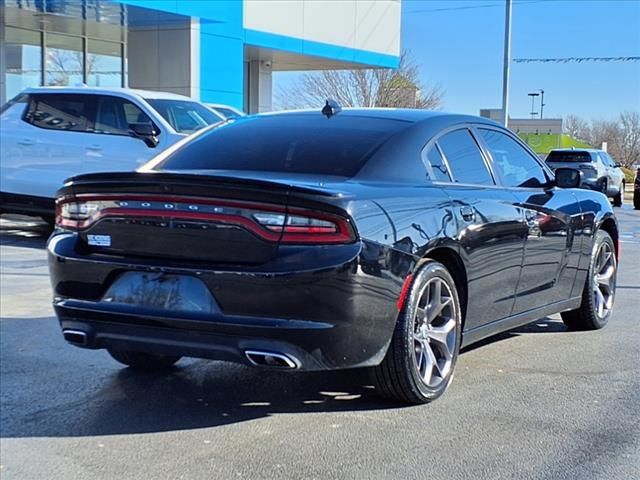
460,206 -> 475,221
18,139 -> 34,146
86,145 -> 103,151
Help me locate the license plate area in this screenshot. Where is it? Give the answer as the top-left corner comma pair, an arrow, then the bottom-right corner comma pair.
102,272 -> 220,314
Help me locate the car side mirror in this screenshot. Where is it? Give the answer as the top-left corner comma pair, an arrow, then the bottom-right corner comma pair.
128,123 -> 159,148
555,167 -> 583,189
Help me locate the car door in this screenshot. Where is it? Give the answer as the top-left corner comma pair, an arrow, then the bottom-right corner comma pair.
6,93 -> 95,199
474,126 -> 582,314
430,127 -> 528,329
602,152 -> 624,192
86,95 -> 166,174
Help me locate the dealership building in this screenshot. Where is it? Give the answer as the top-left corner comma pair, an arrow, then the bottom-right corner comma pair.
0,0 -> 401,112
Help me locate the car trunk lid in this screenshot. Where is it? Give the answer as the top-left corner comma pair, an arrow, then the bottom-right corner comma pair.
56,171 -> 355,265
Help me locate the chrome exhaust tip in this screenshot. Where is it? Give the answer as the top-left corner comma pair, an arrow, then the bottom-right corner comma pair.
245,350 -> 299,369
63,329 -> 88,346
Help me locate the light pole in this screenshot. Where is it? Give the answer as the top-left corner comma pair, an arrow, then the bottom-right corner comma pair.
528,92 -> 539,119
501,0 -> 512,128
539,89 -> 545,119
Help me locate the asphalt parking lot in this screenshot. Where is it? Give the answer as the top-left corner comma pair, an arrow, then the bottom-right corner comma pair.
1,206 -> 639,480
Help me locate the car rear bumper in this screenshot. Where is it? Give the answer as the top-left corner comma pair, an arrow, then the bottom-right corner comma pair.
48,233 -> 406,371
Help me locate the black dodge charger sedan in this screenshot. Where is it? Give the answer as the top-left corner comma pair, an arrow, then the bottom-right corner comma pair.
48,108 -> 619,404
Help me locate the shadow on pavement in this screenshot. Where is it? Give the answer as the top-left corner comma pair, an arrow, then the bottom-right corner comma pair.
461,317 -> 567,353
0,314 -> 571,439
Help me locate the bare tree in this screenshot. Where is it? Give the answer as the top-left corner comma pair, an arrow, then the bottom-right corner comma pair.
563,114 -> 590,141
566,112 -> 640,168
275,52 -> 444,110
617,111 -> 640,167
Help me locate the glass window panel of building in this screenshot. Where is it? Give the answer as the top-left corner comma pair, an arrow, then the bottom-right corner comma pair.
5,27 -> 42,100
45,33 -> 84,86
87,40 -> 122,87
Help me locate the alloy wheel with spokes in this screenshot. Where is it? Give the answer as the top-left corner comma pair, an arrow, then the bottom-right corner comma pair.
562,230 -> 617,330
592,241 -> 616,320
412,277 -> 457,389
372,260 -> 462,404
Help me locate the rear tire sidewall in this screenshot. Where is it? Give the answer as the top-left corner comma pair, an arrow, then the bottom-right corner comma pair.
403,262 -> 462,401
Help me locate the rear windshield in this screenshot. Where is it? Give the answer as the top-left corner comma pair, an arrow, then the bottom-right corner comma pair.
153,114 -> 409,177
146,99 -> 222,134
546,151 -> 592,163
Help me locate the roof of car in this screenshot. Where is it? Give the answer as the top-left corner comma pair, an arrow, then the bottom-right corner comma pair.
257,107 -> 502,126
21,86 -> 193,101
549,148 -> 602,153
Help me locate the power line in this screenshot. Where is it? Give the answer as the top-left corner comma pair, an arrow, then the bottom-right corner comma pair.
403,0 -> 549,15
513,56 -> 640,63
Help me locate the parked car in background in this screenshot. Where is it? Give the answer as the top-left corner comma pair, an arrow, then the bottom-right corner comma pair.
206,103 -> 246,120
48,108 -> 619,404
545,148 -> 625,207
634,167 -> 640,210
0,87 -> 223,224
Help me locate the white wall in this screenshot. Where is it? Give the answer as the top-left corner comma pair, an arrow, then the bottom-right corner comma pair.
243,0 -> 401,57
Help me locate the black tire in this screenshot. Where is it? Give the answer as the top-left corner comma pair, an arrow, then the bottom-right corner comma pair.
108,348 -> 181,370
599,178 -> 608,195
371,261 -> 462,404
612,189 -> 623,207
561,230 -> 617,331
42,215 -> 56,232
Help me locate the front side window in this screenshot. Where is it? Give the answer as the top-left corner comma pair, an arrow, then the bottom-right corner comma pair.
94,96 -> 154,135
146,99 -> 221,134
478,128 -> 548,188
437,129 -> 494,185
23,94 -> 92,132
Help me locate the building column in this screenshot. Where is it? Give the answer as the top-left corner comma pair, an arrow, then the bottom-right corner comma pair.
247,59 -> 272,114
127,18 -> 200,99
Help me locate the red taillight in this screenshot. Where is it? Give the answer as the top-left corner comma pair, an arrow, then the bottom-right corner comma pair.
55,194 -> 356,245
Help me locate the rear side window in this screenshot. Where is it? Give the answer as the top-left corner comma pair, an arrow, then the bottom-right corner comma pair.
154,115 -> 409,177
23,94 -> 93,132
478,128 -> 548,188
425,146 -> 451,182
437,129 -> 494,185
546,151 -> 592,163
94,96 -> 155,136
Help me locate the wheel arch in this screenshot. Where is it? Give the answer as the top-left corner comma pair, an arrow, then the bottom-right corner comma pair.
597,214 -> 619,259
422,246 -> 469,328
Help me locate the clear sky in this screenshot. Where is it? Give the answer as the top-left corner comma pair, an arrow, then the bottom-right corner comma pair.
274,0 -> 640,120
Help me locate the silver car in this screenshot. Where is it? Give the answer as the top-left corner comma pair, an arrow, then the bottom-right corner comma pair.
546,148 -> 625,207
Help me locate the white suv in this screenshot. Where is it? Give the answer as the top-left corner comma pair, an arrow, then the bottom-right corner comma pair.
546,148 -> 626,207
1,87 -> 224,223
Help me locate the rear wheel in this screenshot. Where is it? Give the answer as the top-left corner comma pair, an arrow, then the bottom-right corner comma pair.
108,348 -> 181,370
561,230 -> 617,330
597,178 -> 608,196
613,188 -> 623,207
371,261 -> 462,404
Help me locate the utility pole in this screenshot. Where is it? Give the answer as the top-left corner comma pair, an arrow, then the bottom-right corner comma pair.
501,0 -> 512,128
528,92 -> 539,118
539,89 -> 545,119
